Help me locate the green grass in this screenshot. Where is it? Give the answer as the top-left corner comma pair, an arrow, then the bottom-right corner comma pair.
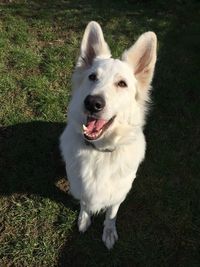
0,0 -> 200,266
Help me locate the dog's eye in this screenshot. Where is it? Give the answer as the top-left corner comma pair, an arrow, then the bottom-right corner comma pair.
88,73 -> 97,81
117,80 -> 127,87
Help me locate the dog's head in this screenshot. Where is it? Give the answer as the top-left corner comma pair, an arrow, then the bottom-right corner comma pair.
68,21 -> 157,151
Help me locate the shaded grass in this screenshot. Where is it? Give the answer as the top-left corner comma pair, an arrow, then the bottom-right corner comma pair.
0,0 -> 200,266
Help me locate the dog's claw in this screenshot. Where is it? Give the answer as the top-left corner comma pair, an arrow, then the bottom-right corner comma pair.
102,226 -> 118,249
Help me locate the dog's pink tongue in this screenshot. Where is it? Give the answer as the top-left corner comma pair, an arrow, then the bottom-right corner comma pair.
95,119 -> 107,131
86,118 -> 107,133
86,119 -> 96,132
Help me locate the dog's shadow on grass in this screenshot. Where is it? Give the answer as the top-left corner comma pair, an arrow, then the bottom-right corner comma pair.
0,121 -> 73,207
0,121 -> 118,265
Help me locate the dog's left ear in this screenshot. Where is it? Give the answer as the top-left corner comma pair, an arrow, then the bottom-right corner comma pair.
77,21 -> 111,69
122,32 -> 157,91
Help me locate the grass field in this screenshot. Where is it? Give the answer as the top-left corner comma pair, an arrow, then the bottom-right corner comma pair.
0,0 -> 200,266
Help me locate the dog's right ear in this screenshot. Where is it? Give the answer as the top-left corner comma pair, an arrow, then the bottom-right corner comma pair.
76,21 -> 111,69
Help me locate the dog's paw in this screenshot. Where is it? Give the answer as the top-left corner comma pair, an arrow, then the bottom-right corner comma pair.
78,212 -> 91,233
102,225 -> 118,249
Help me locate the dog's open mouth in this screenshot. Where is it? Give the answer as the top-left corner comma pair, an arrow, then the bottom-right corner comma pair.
83,116 -> 115,141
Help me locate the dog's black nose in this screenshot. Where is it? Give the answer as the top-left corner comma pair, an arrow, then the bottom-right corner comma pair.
84,95 -> 105,113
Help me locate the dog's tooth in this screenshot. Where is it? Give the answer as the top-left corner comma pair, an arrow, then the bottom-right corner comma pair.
82,124 -> 88,131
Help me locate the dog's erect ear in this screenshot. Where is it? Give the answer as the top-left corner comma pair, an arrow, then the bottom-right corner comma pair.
122,32 -> 157,90
77,21 -> 111,68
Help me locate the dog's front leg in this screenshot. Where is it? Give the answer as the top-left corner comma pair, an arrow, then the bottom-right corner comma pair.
78,202 -> 91,233
102,203 -> 121,249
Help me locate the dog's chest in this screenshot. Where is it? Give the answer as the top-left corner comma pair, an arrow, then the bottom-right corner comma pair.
73,146 -> 138,211
60,127 -> 145,212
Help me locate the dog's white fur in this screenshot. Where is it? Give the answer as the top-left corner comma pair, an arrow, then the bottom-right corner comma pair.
60,21 -> 157,249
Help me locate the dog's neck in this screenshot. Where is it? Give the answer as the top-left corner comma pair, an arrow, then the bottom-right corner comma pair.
84,140 -> 115,152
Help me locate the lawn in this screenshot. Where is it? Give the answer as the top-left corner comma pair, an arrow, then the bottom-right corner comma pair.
0,0 -> 200,266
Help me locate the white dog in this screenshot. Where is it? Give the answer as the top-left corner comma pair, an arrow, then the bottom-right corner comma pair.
60,21 -> 157,249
